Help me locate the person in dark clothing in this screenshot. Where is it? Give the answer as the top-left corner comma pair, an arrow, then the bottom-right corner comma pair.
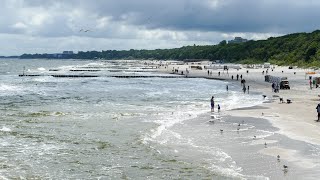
247,85 -> 250,94
316,103 -> 320,121
231,75 -> 234,80
240,75 -> 242,80
272,83 -> 275,92
243,86 -> 246,94
236,74 -> 239,80
211,96 -> 215,112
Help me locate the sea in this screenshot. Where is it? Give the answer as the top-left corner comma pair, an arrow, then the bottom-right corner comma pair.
0,59 -> 319,179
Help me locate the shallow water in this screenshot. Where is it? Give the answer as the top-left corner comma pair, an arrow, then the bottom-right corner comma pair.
0,59 -> 319,179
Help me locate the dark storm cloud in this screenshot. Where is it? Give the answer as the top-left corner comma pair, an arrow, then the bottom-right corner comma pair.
62,0 -> 320,33
13,0 -> 320,34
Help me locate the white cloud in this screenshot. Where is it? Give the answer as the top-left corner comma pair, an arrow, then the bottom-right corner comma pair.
0,0 -> 318,55
12,22 -> 27,29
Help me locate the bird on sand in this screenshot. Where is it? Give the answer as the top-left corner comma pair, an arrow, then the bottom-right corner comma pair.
277,155 -> 280,160
220,129 -> 223,133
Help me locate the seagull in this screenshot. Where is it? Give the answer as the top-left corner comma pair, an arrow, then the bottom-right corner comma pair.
253,135 -> 256,139
264,142 -> 267,147
79,29 -> 91,32
220,129 -> 223,133
283,165 -> 288,169
237,127 -> 240,131
238,123 -> 240,126
277,155 -> 280,161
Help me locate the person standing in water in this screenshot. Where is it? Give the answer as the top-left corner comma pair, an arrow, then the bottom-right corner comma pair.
218,104 -> 221,112
211,96 -> 215,112
226,85 -> 229,91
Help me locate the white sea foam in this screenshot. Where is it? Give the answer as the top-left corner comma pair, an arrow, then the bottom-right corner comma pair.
0,126 -> 11,132
0,84 -> 26,96
222,91 -> 265,111
144,106 -> 207,143
185,140 -> 249,179
37,67 -> 46,71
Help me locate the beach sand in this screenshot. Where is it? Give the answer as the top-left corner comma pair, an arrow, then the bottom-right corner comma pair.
157,63 -> 320,168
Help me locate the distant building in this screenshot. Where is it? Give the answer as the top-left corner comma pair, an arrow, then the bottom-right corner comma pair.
228,37 -> 248,44
62,51 -> 74,55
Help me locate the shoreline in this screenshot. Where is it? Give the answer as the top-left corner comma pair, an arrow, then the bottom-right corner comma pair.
157,63 -> 320,146
169,109 -> 319,179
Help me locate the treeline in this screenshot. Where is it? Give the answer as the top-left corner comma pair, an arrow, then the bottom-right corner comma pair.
20,30 -> 320,67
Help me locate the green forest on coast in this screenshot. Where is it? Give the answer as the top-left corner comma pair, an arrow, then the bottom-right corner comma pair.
20,30 -> 320,67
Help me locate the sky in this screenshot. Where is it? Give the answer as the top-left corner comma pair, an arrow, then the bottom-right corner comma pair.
1,0 -> 320,56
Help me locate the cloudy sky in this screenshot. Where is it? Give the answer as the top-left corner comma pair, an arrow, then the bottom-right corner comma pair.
1,0 -> 320,55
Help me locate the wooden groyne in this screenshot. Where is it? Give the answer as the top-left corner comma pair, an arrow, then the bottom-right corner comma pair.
108,70 -> 156,72
52,75 -> 99,78
109,75 -> 184,78
19,74 -> 42,77
19,74 -> 184,78
18,74 -> 229,80
19,74 -> 99,78
70,69 -> 101,72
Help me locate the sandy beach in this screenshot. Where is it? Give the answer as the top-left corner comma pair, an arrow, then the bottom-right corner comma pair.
157,62 -> 320,167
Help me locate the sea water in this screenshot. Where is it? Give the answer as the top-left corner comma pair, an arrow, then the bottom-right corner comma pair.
0,59 -> 319,179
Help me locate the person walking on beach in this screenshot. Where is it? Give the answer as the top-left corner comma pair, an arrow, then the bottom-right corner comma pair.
236,74 -> 239,80
243,85 -> 246,94
247,85 -> 250,94
218,104 -> 221,112
211,96 -> 215,112
272,83 -> 275,92
226,85 -> 229,91
231,75 -> 234,80
208,70 -> 210,76
218,71 -> 221,76
240,74 -> 243,80
316,103 -> 320,121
